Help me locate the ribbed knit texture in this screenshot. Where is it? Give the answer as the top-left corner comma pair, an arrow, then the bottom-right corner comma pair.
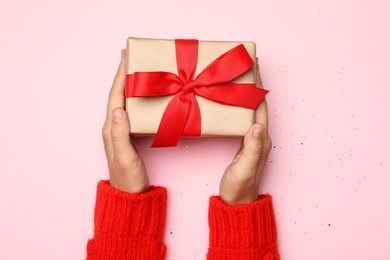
86,180 -> 167,260
207,195 -> 280,260
87,181 -> 279,259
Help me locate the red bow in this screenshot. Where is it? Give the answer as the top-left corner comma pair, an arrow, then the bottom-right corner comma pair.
126,39 -> 268,147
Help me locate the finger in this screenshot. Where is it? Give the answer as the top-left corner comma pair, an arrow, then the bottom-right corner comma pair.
236,123 -> 265,172
254,65 -> 272,176
256,63 -> 265,89
110,107 -> 138,165
255,98 -> 269,127
105,50 -> 127,124
254,63 -> 269,127
103,50 -> 127,158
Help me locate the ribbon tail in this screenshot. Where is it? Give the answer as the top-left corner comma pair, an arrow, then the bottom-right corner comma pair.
152,93 -> 190,147
182,94 -> 201,136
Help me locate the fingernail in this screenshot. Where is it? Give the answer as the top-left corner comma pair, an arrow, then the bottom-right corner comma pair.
112,109 -> 123,122
121,49 -> 126,58
253,125 -> 264,138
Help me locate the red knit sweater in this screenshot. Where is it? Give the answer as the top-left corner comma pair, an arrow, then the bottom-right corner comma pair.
87,180 -> 279,259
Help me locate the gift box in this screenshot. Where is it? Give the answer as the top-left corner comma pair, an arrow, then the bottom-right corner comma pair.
125,37 -> 268,147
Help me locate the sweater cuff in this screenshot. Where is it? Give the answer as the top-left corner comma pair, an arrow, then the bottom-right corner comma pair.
208,195 -> 279,260
87,180 -> 167,259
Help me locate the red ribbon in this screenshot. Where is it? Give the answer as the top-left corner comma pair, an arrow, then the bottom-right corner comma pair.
126,39 -> 268,147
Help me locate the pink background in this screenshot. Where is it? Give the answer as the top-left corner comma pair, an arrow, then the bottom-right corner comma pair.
1,0 -> 389,259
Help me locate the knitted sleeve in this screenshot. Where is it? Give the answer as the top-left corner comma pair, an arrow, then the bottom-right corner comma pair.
207,195 -> 280,260
86,180 -> 167,260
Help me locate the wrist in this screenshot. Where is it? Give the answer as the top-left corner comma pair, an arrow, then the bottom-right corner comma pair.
109,176 -> 149,194
220,185 -> 259,205
221,194 -> 259,205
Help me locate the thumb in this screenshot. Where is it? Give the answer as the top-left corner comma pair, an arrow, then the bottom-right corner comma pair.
239,123 -> 264,169
110,107 -> 137,163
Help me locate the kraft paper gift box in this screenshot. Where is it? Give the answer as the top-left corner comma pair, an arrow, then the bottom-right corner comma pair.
125,37 -> 268,147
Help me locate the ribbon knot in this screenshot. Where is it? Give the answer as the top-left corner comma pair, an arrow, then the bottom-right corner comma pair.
126,39 -> 268,147
182,81 -> 195,94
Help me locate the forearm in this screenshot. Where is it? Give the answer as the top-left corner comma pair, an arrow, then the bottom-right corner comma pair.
207,195 -> 279,260
87,180 -> 167,260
